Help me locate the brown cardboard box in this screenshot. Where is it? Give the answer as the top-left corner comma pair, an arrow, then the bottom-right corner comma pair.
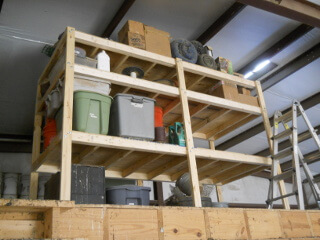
238,86 -> 251,95
144,25 -> 171,57
209,81 -> 238,101
118,20 -> 145,42
119,32 -> 146,50
237,94 -> 260,107
118,20 -> 146,50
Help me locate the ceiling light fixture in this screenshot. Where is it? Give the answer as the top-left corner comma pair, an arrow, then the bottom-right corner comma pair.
252,60 -> 271,72
244,59 -> 271,79
244,71 -> 253,79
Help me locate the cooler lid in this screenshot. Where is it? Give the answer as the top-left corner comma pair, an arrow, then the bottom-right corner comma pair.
113,93 -> 155,103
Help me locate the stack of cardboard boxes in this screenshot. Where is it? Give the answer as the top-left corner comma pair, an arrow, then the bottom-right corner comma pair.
118,20 -> 171,57
118,20 -> 258,107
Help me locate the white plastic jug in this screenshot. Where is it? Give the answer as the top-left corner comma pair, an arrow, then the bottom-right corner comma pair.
3,173 -> 19,199
96,50 -> 110,72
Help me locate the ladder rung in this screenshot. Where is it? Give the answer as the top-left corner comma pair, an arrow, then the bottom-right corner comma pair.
272,128 -> 292,140
305,152 -> 320,164
268,192 -> 297,203
272,170 -> 293,181
273,148 -> 292,160
298,129 -> 318,142
276,111 -> 292,123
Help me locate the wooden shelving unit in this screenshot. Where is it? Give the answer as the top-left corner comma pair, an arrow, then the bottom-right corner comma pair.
30,27 -> 272,206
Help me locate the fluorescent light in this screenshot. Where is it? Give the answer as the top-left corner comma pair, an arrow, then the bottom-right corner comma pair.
244,72 -> 253,79
253,60 -> 270,72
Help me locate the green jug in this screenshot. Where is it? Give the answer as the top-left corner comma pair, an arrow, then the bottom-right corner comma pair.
169,122 -> 186,147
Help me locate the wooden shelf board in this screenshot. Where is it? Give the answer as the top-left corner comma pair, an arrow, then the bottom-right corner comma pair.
33,132 -> 271,184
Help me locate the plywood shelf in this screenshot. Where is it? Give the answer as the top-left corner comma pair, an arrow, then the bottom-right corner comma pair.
31,27 -> 273,205
32,131 -> 271,184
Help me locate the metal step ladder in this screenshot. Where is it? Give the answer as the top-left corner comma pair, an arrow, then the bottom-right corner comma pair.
266,100 -> 320,210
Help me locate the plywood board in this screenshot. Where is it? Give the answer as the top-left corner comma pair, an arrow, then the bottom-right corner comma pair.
307,211 -> 320,236
206,208 -> 248,239
106,208 -> 159,240
50,207 -> 104,240
245,209 -> 283,239
162,208 -> 206,239
0,219 -> 44,239
279,211 -> 313,238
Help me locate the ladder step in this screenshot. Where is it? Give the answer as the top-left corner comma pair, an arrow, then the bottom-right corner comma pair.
272,128 -> 292,140
273,148 -> 292,160
305,152 -> 320,164
298,129 -> 318,143
276,111 -> 292,123
269,192 -> 297,203
272,170 -> 293,181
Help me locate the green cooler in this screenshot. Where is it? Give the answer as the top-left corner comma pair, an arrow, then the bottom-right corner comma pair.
56,91 -> 112,134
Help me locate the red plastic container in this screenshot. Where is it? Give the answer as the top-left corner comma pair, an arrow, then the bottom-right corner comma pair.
43,118 -> 57,149
154,106 -> 163,127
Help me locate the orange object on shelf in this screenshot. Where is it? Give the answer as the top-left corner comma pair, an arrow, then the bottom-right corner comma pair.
154,106 -> 163,127
43,118 -> 57,149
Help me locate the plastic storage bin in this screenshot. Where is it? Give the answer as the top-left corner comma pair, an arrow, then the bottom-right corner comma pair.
105,185 -> 151,205
55,91 -> 112,134
109,94 -> 155,140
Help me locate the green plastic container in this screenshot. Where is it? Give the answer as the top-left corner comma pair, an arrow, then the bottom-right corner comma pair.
56,91 -> 112,134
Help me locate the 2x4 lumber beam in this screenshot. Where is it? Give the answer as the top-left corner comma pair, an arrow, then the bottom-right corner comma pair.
216,91 -> 320,151
182,61 -> 255,88
197,2 -> 246,44
176,58 -> 202,207
72,131 -> 186,156
195,148 -> 272,166
237,0 -> 320,28
238,24 -> 313,74
260,42 -> 320,91
187,91 -> 261,115
122,154 -> 164,177
147,157 -> 186,180
75,65 -> 179,97
75,31 -> 175,67
101,0 -> 136,38
59,27 -> 75,201
75,65 -> 260,115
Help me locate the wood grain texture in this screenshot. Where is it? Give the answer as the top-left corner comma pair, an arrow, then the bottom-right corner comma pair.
162,208 -> 206,239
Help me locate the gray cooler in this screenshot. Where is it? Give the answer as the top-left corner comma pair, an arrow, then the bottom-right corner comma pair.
105,185 -> 151,205
109,94 -> 155,140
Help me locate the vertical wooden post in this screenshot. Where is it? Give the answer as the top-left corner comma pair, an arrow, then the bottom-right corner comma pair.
30,86 -> 43,199
255,81 -> 290,209
209,140 -> 224,202
216,185 -> 224,202
175,58 -> 202,207
60,27 -> 75,200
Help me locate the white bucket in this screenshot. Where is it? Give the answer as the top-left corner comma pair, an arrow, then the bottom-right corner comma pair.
3,173 -> 19,199
20,174 -> 30,199
38,175 -> 51,199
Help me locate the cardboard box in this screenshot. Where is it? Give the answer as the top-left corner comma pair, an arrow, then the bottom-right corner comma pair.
119,32 -> 146,50
238,86 -> 251,95
209,81 -> 238,101
237,94 -> 260,107
118,20 -> 145,41
144,25 -> 171,57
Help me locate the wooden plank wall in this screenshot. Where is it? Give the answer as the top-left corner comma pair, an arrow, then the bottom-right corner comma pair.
1,205 -> 320,239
